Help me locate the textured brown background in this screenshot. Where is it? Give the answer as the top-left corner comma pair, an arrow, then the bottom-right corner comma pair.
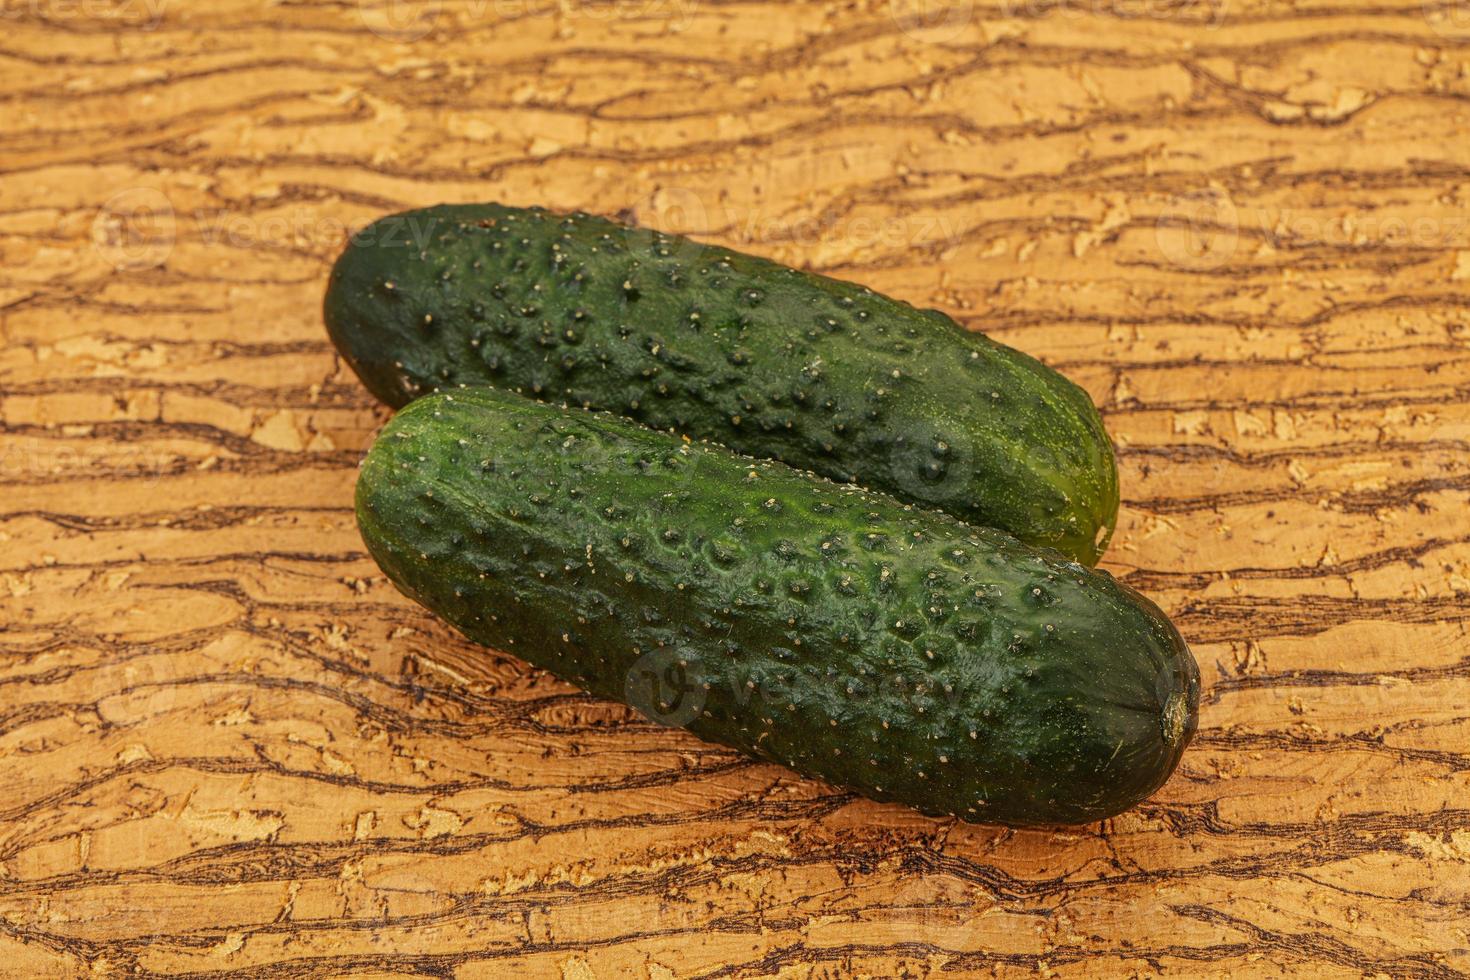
2,0 -> 1469,976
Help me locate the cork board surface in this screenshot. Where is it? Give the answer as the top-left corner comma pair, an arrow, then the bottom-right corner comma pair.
2,0 -> 1469,976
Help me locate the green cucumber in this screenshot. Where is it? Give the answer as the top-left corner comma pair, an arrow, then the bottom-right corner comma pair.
356,387 -> 1197,826
328,203 -> 1119,565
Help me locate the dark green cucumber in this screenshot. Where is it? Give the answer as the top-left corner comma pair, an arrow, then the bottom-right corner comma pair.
356,387 -> 1197,826
328,203 -> 1119,565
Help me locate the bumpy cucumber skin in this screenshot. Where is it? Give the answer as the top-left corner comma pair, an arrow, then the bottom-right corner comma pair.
355,388 -> 1197,826
328,203 -> 1119,565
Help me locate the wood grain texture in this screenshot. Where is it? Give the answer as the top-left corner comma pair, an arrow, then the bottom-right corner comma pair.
2,0 -> 1469,976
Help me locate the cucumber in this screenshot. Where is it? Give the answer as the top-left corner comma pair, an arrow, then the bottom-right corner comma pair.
356,388 -> 1197,826
328,203 -> 1119,565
